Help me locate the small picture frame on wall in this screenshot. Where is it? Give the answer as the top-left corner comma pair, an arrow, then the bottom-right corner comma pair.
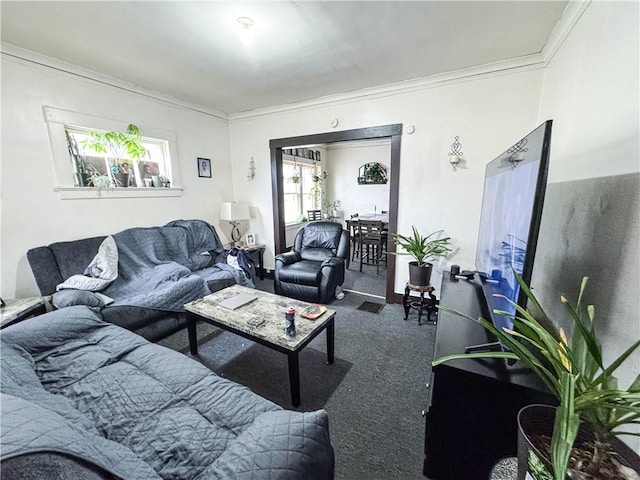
245,233 -> 256,246
198,157 -> 211,178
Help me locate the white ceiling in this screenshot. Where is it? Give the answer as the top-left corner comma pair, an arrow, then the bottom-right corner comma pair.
1,1 -> 569,115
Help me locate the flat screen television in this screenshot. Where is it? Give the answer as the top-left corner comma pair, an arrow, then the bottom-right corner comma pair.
470,120 -> 553,355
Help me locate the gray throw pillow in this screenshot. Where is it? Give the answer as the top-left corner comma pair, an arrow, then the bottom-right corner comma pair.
52,290 -> 105,309
202,409 -> 334,479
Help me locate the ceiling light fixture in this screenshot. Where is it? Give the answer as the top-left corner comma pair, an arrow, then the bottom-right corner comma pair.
237,17 -> 254,29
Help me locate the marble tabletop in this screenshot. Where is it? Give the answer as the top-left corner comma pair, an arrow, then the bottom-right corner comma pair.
184,285 -> 335,351
0,297 -> 47,326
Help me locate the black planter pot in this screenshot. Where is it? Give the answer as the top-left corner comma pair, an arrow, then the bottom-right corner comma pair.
517,404 -> 640,480
408,262 -> 433,286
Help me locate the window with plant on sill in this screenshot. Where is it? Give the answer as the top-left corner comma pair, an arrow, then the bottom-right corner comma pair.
65,124 -> 173,189
283,159 -> 321,224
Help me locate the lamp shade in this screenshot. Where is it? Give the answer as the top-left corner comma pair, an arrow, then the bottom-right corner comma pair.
220,202 -> 250,221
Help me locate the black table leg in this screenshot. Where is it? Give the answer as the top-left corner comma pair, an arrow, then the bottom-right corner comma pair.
326,318 -> 335,364
426,289 -> 438,323
187,315 -> 198,355
288,352 -> 301,407
258,249 -> 264,280
418,290 -> 425,325
403,285 -> 410,320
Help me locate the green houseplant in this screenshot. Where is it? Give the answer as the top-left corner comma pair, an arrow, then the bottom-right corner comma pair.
322,199 -> 341,218
434,275 -> 640,480
391,226 -> 451,286
81,124 -> 149,187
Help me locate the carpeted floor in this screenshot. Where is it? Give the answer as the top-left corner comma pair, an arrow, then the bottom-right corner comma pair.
160,277 -> 436,480
343,262 -> 387,298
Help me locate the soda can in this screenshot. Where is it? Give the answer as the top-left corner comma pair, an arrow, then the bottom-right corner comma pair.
285,307 -> 296,338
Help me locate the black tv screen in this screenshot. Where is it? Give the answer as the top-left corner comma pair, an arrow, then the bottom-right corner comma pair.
475,120 -> 552,342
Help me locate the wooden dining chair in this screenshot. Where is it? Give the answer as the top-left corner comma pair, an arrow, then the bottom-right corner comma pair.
356,220 -> 387,274
347,214 -> 360,263
307,209 -> 323,221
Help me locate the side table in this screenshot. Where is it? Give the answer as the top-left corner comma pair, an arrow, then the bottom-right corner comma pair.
241,244 -> 267,280
402,282 -> 437,325
0,297 -> 48,329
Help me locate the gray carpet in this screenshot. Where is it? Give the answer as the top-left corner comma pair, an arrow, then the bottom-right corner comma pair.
343,262 -> 387,298
160,278 -> 436,480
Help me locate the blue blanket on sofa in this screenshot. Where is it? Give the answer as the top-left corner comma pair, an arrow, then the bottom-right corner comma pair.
101,219 -> 252,312
0,307 -> 334,479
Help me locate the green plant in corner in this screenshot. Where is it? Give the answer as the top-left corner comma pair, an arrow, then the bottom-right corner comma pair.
391,226 -> 452,266
433,275 -> 640,480
322,199 -> 341,215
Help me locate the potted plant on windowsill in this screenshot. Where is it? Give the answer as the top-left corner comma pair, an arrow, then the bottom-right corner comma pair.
81,124 -> 148,188
433,275 -> 640,480
391,226 -> 451,286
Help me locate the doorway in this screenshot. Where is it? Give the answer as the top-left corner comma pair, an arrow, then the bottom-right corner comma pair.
270,124 -> 402,303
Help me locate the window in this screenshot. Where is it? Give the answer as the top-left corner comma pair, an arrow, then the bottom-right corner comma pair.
283,160 -> 322,224
65,126 -> 172,188
43,106 -> 182,199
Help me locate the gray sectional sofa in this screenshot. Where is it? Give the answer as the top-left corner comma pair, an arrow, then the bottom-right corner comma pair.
0,306 -> 335,479
27,219 -> 249,342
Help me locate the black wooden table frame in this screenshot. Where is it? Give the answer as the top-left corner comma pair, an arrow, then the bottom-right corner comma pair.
402,283 -> 437,325
186,311 -> 335,407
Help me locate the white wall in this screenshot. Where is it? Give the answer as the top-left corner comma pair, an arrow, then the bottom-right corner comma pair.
229,69 -> 544,293
532,1 -> 639,450
324,140 -> 391,219
1,55 -> 233,298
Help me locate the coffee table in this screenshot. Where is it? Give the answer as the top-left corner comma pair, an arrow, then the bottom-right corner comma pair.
184,285 -> 335,407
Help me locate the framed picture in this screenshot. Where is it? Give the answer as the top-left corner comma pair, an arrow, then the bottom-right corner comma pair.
198,157 -> 211,178
245,233 -> 256,246
138,160 -> 161,187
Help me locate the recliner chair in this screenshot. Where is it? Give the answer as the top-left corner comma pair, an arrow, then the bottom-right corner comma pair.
274,221 -> 349,304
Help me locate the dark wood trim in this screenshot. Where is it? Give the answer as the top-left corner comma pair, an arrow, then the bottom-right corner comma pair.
270,147 -> 285,254
270,124 -> 402,303
270,124 -> 402,149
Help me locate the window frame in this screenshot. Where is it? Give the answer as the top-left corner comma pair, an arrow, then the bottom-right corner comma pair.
43,106 -> 182,199
283,158 -> 320,225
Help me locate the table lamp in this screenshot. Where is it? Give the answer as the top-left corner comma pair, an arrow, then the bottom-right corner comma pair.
219,202 -> 250,245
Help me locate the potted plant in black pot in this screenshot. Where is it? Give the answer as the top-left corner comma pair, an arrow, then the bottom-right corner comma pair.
434,275 -> 640,480
391,226 -> 451,286
81,124 -> 148,188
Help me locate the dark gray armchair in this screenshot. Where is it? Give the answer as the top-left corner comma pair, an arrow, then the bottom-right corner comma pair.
274,221 -> 349,304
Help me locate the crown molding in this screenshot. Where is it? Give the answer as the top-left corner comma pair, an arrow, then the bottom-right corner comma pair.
1,43 -> 228,121
541,0 -> 591,65
228,55 -> 546,121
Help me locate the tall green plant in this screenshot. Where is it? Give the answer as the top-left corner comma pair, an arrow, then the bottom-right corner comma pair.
81,124 -> 149,166
433,275 -> 640,479
391,226 -> 452,266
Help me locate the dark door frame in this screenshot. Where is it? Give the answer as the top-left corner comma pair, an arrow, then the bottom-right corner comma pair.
269,123 -> 402,303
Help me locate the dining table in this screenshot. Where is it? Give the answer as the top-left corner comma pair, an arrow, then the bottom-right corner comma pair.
345,213 -> 389,230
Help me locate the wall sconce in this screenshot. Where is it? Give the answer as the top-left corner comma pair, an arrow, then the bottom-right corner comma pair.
219,202 -> 250,245
247,157 -> 256,181
507,138 -> 528,168
448,136 -> 464,171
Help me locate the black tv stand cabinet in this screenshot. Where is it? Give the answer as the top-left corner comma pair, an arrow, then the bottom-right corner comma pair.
423,274 -> 555,480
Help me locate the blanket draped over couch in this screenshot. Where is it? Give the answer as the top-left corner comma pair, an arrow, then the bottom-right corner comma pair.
56,219 -> 253,312
0,307 -> 335,479
27,219 -> 259,342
